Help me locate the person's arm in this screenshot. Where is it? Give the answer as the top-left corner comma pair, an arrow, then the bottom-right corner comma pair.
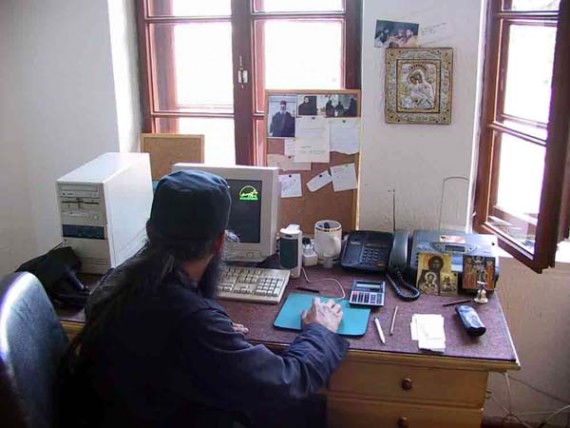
173,302 -> 348,414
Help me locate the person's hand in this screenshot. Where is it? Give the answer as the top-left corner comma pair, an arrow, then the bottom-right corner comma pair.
301,298 -> 343,333
231,322 -> 249,334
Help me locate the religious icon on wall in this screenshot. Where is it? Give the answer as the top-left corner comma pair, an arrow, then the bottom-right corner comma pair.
385,48 -> 453,124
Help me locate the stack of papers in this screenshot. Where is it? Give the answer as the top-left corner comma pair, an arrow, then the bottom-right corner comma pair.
411,314 -> 446,352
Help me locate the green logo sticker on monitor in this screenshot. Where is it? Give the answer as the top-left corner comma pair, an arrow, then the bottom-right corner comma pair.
239,185 -> 259,201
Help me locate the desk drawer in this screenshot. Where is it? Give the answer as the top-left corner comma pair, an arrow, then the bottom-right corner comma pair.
328,395 -> 482,428
328,361 -> 487,407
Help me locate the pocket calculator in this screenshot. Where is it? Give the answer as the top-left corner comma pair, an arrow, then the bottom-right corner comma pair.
349,279 -> 385,307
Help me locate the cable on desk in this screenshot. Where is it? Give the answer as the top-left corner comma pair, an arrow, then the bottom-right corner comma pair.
301,267 -> 346,300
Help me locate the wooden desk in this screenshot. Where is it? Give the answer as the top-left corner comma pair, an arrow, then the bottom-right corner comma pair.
59,266 -> 519,428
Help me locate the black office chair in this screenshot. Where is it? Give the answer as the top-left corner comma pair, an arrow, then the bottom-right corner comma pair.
0,272 -> 69,428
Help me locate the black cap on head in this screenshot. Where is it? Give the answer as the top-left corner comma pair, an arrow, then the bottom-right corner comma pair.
148,170 -> 231,241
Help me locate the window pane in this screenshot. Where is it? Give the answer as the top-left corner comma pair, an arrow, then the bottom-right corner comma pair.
253,0 -> 344,13
501,118 -> 548,140
151,23 -> 234,113
491,133 -> 545,252
255,20 -> 343,110
504,0 -> 560,11
149,0 -> 231,17
502,24 -> 556,124
178,118 -> 236,165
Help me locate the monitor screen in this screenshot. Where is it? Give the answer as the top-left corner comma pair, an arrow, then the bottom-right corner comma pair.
226,179 -> 262,243
171,163 -> 280,263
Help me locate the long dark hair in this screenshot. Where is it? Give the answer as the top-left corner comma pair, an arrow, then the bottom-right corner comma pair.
65,222 -> 219,363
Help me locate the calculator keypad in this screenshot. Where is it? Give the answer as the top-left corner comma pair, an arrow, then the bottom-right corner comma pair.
349,290 -> 384,307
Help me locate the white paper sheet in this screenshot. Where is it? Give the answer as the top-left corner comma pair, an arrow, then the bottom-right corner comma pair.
279,174 -> 303,198
267,154 -> 311,171
284,138 -> 295,156
294,116 -> 330,163
411,314 -> 446,352
330,163 -> 358,192
329,118 -> 361,154
306,170 -> 333,192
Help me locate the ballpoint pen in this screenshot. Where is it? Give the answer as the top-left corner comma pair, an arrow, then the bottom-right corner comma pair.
390,306 -> 399,335
442,298 -> 472,307
374,317 -> 386,344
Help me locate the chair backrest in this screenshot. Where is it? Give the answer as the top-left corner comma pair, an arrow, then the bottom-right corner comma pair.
0,272 -> 69,428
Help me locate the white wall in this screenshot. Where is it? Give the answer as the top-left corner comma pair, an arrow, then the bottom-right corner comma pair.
0,0 -> 141,276
358,0 -> 483,233
359,1 -> 570,426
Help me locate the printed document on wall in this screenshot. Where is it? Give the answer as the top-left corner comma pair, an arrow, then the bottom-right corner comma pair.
294,116 -> 330,163
306,170 -> 333,192
267,154 -> 311,171
279,174 -> 303,198
330,163 -> 358,192
329,118 -> 360,154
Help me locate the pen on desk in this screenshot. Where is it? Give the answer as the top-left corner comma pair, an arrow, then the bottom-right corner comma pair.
374,317 -> 386,344
442,298 -> 472,307
296,286 -> 320,293
389,306 -> 399,335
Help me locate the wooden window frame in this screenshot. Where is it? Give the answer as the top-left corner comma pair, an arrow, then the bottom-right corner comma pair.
135,0 -> 361,166
474,0 -> 570,272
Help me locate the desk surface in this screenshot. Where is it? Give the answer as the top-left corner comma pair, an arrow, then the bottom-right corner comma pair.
59,265 -> 519,371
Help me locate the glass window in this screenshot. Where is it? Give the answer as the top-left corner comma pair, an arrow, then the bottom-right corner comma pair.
505,0 -> 560,11
253,0 -> 344,13
149,0 -> 231,17
502,24 -> 556,124
474,0 -> 569,271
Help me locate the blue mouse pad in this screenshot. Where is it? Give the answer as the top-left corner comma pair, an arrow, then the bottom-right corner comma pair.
274,293 -> 370,336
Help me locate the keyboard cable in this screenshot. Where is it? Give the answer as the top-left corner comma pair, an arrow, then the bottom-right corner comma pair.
301,267 -> 346,300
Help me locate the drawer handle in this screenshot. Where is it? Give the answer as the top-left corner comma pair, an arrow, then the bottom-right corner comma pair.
398,416 -> 409,428
401,377 -> 413,391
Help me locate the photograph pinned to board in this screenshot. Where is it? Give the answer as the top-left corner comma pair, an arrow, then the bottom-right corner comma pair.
374,20 -> 419,48
320,93 -> 358,118
265,90 -> 360,126
267,95 -> 297,138
279,173 -> 303,198
385,48 -> 453,124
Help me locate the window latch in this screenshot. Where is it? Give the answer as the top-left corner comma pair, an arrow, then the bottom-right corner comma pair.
237,55 -> 249,88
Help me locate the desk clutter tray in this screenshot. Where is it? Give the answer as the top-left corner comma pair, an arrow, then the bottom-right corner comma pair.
274,293 -> 370,336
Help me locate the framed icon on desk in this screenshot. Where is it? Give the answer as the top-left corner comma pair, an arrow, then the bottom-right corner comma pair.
462,255 -> 496,292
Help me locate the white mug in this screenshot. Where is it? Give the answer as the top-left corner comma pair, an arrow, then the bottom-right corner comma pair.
314,220 -> 342,260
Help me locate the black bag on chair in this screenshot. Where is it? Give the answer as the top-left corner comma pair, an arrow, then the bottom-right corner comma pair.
15,247 -> 90,310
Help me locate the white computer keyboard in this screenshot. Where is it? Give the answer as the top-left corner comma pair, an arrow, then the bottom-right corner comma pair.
217,265 -> 290,304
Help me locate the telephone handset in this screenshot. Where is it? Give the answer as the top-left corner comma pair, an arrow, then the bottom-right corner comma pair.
340,230 -> 420,301
387,230 -> 420,301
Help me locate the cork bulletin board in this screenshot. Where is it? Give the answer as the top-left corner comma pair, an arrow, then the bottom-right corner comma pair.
264,90 -> 361,235
140,133 -> 204,180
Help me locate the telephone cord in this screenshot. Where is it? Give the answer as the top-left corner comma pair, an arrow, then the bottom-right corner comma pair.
386,269 -> 421,301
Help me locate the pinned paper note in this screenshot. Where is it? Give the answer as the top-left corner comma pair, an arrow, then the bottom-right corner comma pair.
330,163 -> 358,192
279,174 -> 303,198
329,118 -> 360,154
294,116 -> 330,163
284,139 -> 295,156
306,170 -> 332,192
267,154 -> 311,171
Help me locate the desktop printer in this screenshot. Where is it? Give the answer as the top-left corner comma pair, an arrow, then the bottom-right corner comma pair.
56,153 -> 153,274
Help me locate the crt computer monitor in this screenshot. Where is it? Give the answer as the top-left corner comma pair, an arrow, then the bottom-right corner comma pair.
171,163 -> 281,263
